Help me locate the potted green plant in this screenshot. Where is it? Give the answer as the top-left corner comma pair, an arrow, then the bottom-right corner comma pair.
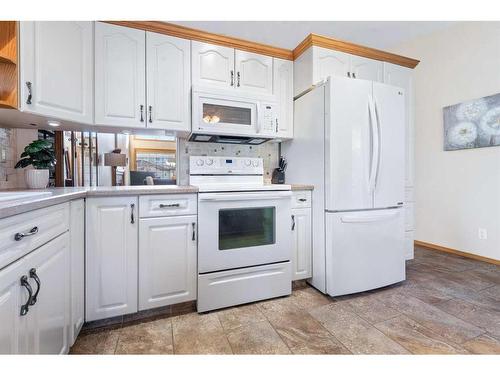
15,139 -> 55,189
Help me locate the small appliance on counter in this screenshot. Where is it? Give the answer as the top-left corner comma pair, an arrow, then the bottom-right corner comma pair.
272,156 -> 287,184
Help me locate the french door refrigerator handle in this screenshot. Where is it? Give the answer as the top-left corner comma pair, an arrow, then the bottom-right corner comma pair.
373,98 -> 382,190
368,95 -> 380,194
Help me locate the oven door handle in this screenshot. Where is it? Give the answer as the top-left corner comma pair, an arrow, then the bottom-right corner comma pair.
199,192 -> 292,202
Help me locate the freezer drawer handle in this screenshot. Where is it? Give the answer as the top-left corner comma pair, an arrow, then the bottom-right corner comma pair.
14,226 -> 38,241
20,276 -> 33,316
29,268 -> 41,305
340,212 -> 398,224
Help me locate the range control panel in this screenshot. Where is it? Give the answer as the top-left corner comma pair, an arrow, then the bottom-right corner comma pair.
189,156 -> 263,175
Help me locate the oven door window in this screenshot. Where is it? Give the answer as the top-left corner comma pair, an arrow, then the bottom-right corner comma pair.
219,207 -> 275,250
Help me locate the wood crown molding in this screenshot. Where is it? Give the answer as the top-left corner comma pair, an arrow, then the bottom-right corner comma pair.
105,21 -> 294,60
293,33 -> 420,69
414,240 -> 500,265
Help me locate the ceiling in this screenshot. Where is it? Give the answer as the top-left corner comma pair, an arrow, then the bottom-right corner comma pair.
170,21 -> 457,51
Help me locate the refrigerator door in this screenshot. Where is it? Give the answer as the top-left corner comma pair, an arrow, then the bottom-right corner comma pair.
325,208 -> 405,296
372,82 -> 405,208
326,77 -> 374,211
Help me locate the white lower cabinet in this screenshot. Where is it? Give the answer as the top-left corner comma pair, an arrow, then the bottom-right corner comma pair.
86,197 -> 138,321
291,208 -> 312,280
69,200 -> 84,345
139,215 -> 197,310
0,232 -> 70,354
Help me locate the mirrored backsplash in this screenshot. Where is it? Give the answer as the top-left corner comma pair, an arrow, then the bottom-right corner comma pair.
177,138 -> 279,186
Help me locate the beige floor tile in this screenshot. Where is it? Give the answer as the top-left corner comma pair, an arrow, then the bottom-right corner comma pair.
115,319 -> 173,354
460,268 -> 500,286
398,281 -> 453,305
259,298 -> 350,354
462,334 -> 500,354
375,315 -> 468,354
437,298 -> 500,339
376,292 -> 485,344
225,320 -> 291,354
309,303 -> 409,354
342,293 -> 401,324
289,286 -> 333,311
480,285 -> 500,301
217,304 -> 267,331
172,312 -> 232,354
70,329 -> 120,354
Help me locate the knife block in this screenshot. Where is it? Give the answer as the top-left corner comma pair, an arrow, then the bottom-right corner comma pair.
271,168 -> 285,184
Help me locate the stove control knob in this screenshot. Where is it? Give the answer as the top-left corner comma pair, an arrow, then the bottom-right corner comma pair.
252,160 -> 259,167
244,159 -> 252,167
196,159 -> 204,166
206,158 -> 214,166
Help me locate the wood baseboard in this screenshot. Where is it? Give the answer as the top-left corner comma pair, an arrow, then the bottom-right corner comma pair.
414,240 -> 500,266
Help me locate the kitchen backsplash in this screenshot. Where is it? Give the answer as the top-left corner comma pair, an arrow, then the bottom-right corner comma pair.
0,128 -> 18,189
177,138 -> 280,185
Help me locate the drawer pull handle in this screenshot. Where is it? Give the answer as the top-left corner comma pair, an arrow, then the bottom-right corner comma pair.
14,226 -> 38,241
29,268 -> 41,305
192,222 -> 196,241
26,81 -> 33,104
130,203 -> 135,224
159,203 -> 180,208
298,198 -> 307,202
20,276 -> 33,316
291,215 -> 295,231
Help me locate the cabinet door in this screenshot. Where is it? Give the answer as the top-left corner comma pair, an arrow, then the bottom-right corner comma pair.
235,50 -> 273,94
95,22 -> 146,128
0,258 -> 26,354
313,47 -> 350,82
24,233 -> 70,354
139,215 -> 197,310
86,197 -> 138,321
350,55 -> 384,82
192,41 -> 234,88
273,58 -> 294,138
19,21 -> 93,124
291,208 -> 312,281
384,62 -> 414,188
69,200 -> 84,346
146,32 -> 191,131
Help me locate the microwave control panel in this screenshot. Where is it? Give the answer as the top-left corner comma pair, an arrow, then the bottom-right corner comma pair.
259,102 -> 278,134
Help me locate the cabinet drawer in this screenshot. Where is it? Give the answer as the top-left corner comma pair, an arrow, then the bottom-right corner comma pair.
139,194 -> 197,218
0,203 -> 69,270
292,190 -> 312,208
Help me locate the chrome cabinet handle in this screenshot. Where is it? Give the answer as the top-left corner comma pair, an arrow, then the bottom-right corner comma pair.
14,226 -> 38,241
130,203 -> 135,224
29,268 -> 41,305
275,118 -> 279,133
20,276 -> 33,316
291,215 -> 295,231
140,105 -> 144,122
347,72 -> 351,78
237,72 -> 240,87
159,203 -> 180,208
230,70 -> 234,86
148,105 -> 153,123
298,198 -> 307,202
192,222 -> 196,241
26,82 -> 32,104
353,72 -> 356,79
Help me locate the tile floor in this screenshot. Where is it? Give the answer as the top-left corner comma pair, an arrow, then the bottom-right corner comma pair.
70,247 -> 500,354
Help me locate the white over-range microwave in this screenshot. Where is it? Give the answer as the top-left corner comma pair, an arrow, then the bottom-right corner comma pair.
190,87 -> 279,144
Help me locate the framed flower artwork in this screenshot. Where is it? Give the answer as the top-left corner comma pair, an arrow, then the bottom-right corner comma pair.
443,93 -> 500,151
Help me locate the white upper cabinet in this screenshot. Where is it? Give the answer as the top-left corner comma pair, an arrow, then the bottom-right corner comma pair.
350,55 -> 383,82
313,47 -> 351,82
192,41 -> 235,88
146,32 -> 191,131
384,62 -> 414,188
95,22 -> 146,128
235,51 -> 273,94
19,21 -> 94,124
273,58 -> 294,138
86,196 -> 138,321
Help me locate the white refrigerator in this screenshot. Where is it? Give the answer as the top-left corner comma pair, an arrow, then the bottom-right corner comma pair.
283,76 -> 406,296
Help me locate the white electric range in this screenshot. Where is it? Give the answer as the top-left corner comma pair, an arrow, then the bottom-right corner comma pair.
189,156 -> 292,312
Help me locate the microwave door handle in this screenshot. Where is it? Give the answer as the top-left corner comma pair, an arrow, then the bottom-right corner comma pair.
256,105 -> 261,134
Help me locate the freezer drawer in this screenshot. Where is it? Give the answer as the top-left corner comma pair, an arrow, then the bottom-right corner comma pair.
326,208 -> 405,297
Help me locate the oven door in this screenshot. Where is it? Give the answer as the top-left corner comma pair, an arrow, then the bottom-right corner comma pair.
192,90 -> 258,136
198,191 -> 292,273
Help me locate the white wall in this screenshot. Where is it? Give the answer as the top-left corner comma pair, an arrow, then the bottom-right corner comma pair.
392,22 -> 500,260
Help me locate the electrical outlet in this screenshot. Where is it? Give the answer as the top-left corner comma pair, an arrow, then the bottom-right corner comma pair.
478,228 -> 488,240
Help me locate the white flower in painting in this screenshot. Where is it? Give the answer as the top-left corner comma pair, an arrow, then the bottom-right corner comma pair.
447,122 -> 478,147
479,106 -> 500,136
455,99 -> 488,121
